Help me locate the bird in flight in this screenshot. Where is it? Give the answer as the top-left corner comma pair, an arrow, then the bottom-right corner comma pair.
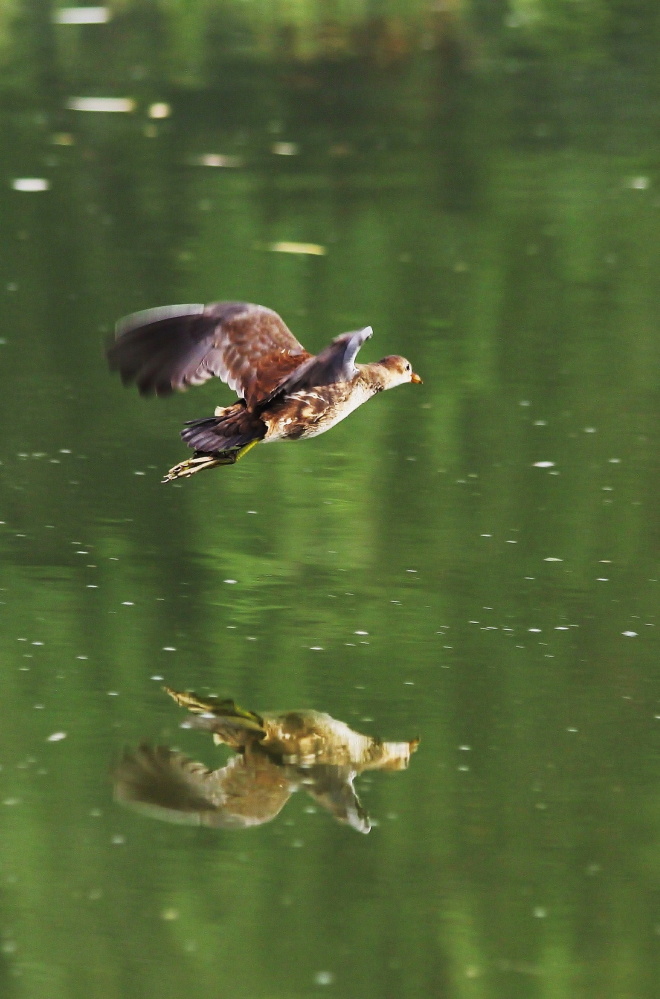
107,301 -> 421,481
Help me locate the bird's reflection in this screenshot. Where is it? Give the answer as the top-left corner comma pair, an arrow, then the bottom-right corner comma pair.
113,687 -> 418,834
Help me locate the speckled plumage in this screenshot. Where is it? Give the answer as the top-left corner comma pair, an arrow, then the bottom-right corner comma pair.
107,301 -> 421,480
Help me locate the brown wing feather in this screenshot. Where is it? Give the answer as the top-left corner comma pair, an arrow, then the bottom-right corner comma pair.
108,301 -> 312,407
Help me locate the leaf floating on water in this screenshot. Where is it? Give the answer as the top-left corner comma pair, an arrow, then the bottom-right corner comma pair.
269,241 -> 326,256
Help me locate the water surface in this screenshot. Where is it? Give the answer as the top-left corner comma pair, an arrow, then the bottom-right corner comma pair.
0,8 -> 658,999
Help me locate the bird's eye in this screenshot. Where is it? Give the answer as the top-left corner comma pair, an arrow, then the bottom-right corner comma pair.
405,362 -> 411,371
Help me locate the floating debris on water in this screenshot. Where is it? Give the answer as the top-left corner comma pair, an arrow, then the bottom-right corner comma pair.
11,178 -> 50,192
191,154 -> 242,168
54,6 -> 110,24
271,142 -> 298,155
47,732 -> 67,742
533,461 -> 555,468
268,241 -> 326,256
148,102 -> 171,119
67,97 -> 135,113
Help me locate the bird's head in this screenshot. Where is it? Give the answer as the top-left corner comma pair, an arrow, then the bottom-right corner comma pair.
377,355 -> 423,389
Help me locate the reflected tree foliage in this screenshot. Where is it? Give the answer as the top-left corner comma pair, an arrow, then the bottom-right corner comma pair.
114,686 -> 418,833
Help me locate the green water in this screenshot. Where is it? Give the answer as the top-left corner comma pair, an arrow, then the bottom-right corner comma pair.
0,6 -> 658,999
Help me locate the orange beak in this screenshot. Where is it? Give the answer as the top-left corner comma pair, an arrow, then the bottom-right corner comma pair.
411,372 -> 423,384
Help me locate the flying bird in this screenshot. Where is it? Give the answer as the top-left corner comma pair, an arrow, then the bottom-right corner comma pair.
107,301 -> 421,481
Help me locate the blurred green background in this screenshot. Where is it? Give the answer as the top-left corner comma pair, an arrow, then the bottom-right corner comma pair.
0,2 -> 658,998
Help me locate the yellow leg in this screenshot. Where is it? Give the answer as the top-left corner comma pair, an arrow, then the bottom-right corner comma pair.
162,440 -> 260,482
233,439 -> 260,462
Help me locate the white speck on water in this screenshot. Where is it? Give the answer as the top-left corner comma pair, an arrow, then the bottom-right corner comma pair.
148,102 -> 171,119
583,427 -> 597,434
247,510 -> 257,514
67,96 -> 135,113
555,626 -> 569,631
54,7 -> 111,25
224,579 -> 237,585
107,691 -> 119,696
506,539 -> 517,544
34,704 -> 45,710
519,400 -> 531,407
3,798 -> 21,807
271,141 -> 298,156
151,675 -> 163,681
480,533 -> 492,537
533,419 -> 547,426
406,569 -> 417,573
111,835 -> 126,845
528,628 -> 541,633
134,470 -> 145,476
544,557 -> 563,562
608,458 -> 621,464
354,630 -> 369,636
76,655 -> 88,660
32,641 -> 44,646
314,971 -> 335,986
533,461 -> 555,468
47,732 -> 67,742
121,601 -> 134,606
12,177 -> 50,192
597,578 -> 609,582
622,631 -> 637,637
533,907 -> 547,919
162,647 -> 176,652
626,175 -> 650,190
567,727 -> 578,733
86,584 -> 98,589
459,745 -> 471,751
310,646 -> 324,651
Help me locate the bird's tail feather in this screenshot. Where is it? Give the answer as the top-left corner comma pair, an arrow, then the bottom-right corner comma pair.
180,403 -> 266,454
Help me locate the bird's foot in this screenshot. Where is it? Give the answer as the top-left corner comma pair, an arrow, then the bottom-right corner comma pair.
162,440 -> 260,482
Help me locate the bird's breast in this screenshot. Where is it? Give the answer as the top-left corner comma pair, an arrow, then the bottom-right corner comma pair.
263,381 -> 374,442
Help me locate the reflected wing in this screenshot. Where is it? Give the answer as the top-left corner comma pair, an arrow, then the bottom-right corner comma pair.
300,765 -> 371,834
113,744 -> 292,829
108,302 -> 312,407
263,327 -> 372,405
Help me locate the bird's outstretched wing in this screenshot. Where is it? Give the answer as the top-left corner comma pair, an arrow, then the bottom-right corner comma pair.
113,744 -> 292,829
108,302 -> 312,408
301,765 -> 371,834
262,327 -> 373,406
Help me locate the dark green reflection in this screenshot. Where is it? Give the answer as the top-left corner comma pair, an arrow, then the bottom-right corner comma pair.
114,686 -> 418,833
